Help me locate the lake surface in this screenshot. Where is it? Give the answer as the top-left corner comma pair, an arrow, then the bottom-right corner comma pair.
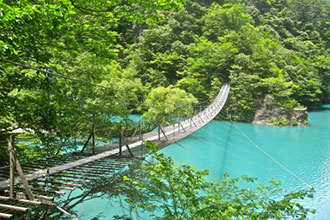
72,105 -> 330,219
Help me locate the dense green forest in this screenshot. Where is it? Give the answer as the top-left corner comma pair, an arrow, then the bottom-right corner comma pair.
1,0 -> 329,219
0,0 -> 329,168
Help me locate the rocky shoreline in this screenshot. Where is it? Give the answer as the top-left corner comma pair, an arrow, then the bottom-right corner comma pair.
252,95 -> 308,126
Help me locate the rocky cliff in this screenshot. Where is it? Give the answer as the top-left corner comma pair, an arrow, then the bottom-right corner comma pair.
252,95 -> 308,126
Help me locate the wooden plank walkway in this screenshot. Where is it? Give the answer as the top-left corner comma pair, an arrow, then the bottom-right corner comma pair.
0,84 -> 230,189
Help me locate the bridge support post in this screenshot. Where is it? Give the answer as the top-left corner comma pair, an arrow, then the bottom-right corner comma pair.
81,124 -> 94,153
159,125 -> 168,141
172,118 -> 176,140
92,116 -> 95,155
191,117 -> 197,127
125,143 -> 134,157
189,114 -> 192,129
198,113 -> 205,124
178,121 -> 186,132
138,121 -> 142,140
119,123 -> 122,157
8,136 -> 35,201
119,123 -> 134,157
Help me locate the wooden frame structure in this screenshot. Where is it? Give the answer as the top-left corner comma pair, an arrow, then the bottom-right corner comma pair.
0,147 -> 136,219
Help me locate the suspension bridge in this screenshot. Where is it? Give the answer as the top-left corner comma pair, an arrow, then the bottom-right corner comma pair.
0,79 -> 230,218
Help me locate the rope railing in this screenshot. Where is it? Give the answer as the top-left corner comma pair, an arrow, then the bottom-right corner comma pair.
157,83 -> 230,139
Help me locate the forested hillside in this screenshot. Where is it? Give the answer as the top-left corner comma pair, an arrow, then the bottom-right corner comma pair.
124,0 -> 330,122
0,0 -> 329,160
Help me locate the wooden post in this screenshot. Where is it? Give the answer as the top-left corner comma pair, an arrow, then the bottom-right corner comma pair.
198,113 -> 205,123
119,123 -> 122,157
125,143 -> 134,157
191,117 -> 197,127
178,120 -> 186,132
81,128 -> 93,153
159,126 -> 168,141
158,124 -> 161,141
92,122 -> 95,155
139,121 -> 142,140
190,113 -> 192,128
8,136 -> 15,198
8,136 -> 35,200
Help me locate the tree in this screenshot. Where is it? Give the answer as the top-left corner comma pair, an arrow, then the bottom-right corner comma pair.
0,0 -> 185,162
0,0 -> 186,59
121,142 -> 315,219
142,86 -> 198,125
201,3 -> 252,41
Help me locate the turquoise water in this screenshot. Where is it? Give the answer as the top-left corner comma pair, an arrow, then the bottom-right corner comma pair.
72,105 -> 330,219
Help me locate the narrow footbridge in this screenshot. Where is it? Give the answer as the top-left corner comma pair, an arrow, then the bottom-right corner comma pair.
0,83 -> 230,219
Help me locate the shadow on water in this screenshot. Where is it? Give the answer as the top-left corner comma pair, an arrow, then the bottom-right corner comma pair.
321,105 -> 330,110
311,104 -> 330,112
218,122 -> 233,182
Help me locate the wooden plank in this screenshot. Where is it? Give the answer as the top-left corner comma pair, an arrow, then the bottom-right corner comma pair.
62,169 -> 104,177
52,173 -> 97,181
13,186 -> 65,196
0,203 -> 28,212
30,182 -> 74,191
3,190 -> 54,201
34,195 -> 53,201
80,164 -> 115,171
70,166 -> 107,175
53,186 -> 75,191
47,175 -> 87,184
0,196 -> 41,205
50,174 -> 89,183
0,213 -> 12,219
50,180 -> 82,188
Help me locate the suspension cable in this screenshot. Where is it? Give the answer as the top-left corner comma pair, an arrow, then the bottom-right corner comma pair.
174,141 -> 241,176
224,113 -> 314,189
0,58 -> 214,108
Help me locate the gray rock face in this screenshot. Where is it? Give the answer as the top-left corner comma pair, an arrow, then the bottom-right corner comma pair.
293,108 -> 308,122
252,95 -> 308,126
